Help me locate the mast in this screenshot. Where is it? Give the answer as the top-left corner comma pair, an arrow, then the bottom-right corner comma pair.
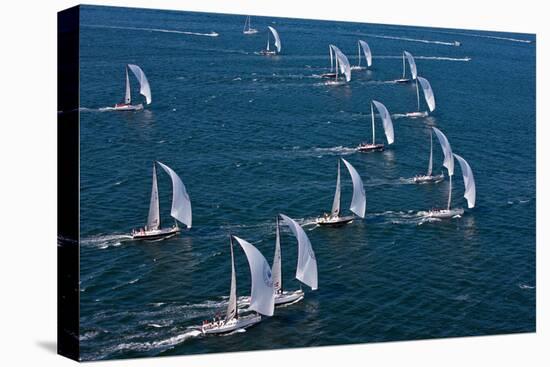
226,236 -> 238,321
371,101 -> 376,144
124,66 -> 131,104
243,16 -> 248,32
416,79 -> 421,112
427,130 -> 433,176
402,52 -> 406,78
147,163 -> 160,230
331,160 -> 341,216
272,216 -> 283,294
357,41 -> 361,67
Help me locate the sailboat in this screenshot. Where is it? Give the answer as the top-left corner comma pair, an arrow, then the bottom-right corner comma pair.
405,76 -> 436,118
357,100 -> 395,152
243,15 -> 258,35
131,162 -> 192,240
202,235 -> 274,335
395,51 -> 417,83
259,26 -> 281,56
317,158 -> 366,226
413,130 -> 445,183
114,64 -> 152,111
272,214 -> 318,306
351,40 -> 372,71
320,45 -> 338,78
421,127 -> 476,219
323,45 -> 351,85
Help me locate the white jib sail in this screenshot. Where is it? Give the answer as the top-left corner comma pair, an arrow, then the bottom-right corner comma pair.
341,158 -> 366,218
127,64 -> 152,105
147,163 -> 160,230
453,154 -> 476,208
156,161 -> 192,228
417,76 -> 436,112
335,48 -> 351,82
403,51 -> 417,80
233,236 -> 275,317
331,160 -> 341,216
329,44 -> 335,72
267,26 -> 281,53
279,214 -> 318,291
124,67 -> 131,104
272,216 -> 283,294
226,237 -> 238,322
359,40 -> 372,67
432,127 -> 454,176
372,100 -> 394,145
427,130 -> 433,176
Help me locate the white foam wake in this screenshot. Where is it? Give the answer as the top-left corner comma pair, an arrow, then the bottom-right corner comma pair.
360,33 -> 460,46
376,55 -> 471,62
83,24 -> 219,37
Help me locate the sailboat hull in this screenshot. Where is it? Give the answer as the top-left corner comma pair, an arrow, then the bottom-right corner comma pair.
421,208 -> 465,219
274,289 -> 304,306
357,143 -> 385,152
395,78 -> 411,83
413,174 -> 445,184
201,314 -> 262,335
405,111 -> 429,118
316,215 -> 355,227
259,50 -> 277,56
320,72 -> 337,78
113,103 -> 144,111
243,29 -> 258,35
350,66 -> 366,71
131,226 -> 180,241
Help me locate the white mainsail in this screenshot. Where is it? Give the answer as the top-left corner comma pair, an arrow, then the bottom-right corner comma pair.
331,160 -> 341,216
127,64 -> 152,105
432,127 -> 454,176
147,163 -> 160,230
156,161 -> 192,228
417,76 -> 436,112
341,158 -> 366,218
124,67 -> 131,104
267,26 -> 281,53
427,130 -> 433,176
329,44 -> 335,72
372,100 -> 394,145
271,216 -> 283,294
358,40 -> 372,67
403,51 -> 418,80
226,237 -> 238,322
453,154 -> 476,208
233,236 -> 275,316
279,214 -> 318,290
243,16 -> 250,33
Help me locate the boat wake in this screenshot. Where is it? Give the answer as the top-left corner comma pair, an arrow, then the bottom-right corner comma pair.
376,55 -> 471,62
435,30 -> 532,44
356,33 -> 460,46
309,146 -> 358,157
81,234 -> 132,249
82,24 -> 219,37
518,283 -> 535,290
107,328 -> 202,355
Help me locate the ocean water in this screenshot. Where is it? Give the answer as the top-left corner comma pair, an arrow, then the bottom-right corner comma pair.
78,5 -> 536,361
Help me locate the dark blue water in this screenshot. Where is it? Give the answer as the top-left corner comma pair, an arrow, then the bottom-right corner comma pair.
78,5 -> 536,361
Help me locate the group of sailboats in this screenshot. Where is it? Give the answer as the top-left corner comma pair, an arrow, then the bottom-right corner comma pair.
201,214 -> 317,334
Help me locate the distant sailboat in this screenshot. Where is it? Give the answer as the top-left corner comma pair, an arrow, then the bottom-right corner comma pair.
413,130 -> 445,184
243,15 -> 258,35
324,45 -> 351,85
259,26 -> 281,56
202,235 -> 274,334
317,158 -> 366,226
395,51 -> 417,83
114,64 -> 152,111
131,161 -> 192,240
405,76 -> 436,118
272,214 -> 318,306
357,100 -> 395,152
320,45 -> 338,78
351,40 -> 372,71
421,127 -> 476,219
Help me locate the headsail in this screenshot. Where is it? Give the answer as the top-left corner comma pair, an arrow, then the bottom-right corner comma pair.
427,130 -> 433,176
267,26 -> 281,53
156,161 -> 192,228
124,67 -> 131,104
403,51 -> 417,80
372,100 -> 394,145
146,163 -> 160,230
331,160 -> 341,216
233,236 -> 275,316
333,46 -> 351,82
329,45 -> 335,72
453,154 -> 476,208
127,64 -> 152,105
417,76 -> 436,112
272,216 -> 283,294
226,237 -> 238,322
279,214 -> 318,290
432,127 -> 454,176
358,40 -> 372,67
341,158 -> 366,218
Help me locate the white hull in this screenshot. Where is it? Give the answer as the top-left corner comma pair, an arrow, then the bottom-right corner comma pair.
113,103 -> 144,111
405,111 -> 429,118
316,215 -> 354,227
324,80 -> 347,86
243,29 -> 258,35
421,208 -> 465,219
201,314 -> 262,335
274,289 -> 304,306
350,66 -> 366,71
413,174 -> 445,184
357,143 -> 385,152
131,226 -> 180,241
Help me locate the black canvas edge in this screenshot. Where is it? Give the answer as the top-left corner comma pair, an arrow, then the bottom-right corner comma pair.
57,5 -> 81,362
